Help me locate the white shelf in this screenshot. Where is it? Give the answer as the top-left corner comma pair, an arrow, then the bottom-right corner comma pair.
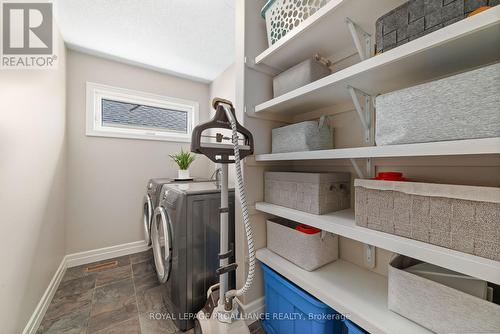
255,137 -> 500,161
255,0 -> 404,70
256,248 -> 431,334
256,202 -> 500,285
255,7 -> 500,115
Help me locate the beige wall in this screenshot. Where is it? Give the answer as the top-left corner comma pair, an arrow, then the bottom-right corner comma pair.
65,50 -> 213,253
209,63 -> 236,104
0,35 -> 67,332
209,62 -> 236,167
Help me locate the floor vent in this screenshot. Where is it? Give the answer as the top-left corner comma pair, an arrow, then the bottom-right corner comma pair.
85,261 -> 118,273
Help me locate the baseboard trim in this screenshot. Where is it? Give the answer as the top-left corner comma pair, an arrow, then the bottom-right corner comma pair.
22,257 -> 67,334
65,240 -> 150,268
23,240 -> 149,333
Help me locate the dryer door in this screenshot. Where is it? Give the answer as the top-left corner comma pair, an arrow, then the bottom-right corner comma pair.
152,206 -> 173,283
143,194 -> 153,246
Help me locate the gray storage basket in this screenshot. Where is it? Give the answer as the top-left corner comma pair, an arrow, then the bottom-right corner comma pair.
265,172 -> 350,215
374,0 -> 500,53
389,255 -> 500,334
354,179 -> 500,261
273,57 -> 331,97
272,116 -> 333,153
376,62 -> 500,145
267,217 -> 338,271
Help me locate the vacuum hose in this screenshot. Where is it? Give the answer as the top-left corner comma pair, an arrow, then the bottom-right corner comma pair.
222,105 -> 255,304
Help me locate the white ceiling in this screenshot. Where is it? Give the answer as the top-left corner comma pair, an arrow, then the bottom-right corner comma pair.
55,0 -> 235,82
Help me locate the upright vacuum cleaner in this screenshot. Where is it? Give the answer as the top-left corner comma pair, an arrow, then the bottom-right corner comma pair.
191,98 -> 255,334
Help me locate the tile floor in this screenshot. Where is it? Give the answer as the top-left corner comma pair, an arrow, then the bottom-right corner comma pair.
37,250 -> 264,334
37,249 -> 185,334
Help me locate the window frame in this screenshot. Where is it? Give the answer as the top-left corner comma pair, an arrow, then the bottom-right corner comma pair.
86,82 -> 199,142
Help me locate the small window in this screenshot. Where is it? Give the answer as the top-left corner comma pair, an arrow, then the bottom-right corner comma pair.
86,82 -> 199,142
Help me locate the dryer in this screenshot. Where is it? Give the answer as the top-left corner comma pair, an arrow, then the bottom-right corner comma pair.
151,182 -> 236,331
142,178 -> 209,246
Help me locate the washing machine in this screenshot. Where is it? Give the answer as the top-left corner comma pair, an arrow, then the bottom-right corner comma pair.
142,178 -> 172,246
151,181 -> 236,331
142,178 -> 209,246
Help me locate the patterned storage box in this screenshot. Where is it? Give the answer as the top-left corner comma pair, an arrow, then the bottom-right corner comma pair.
355,179 -> 500,261
389,255 -> 500,333
265,172 -> 350,215
267,217 -> 338,271
261,0 -> 330,46
375,0 -> 500,53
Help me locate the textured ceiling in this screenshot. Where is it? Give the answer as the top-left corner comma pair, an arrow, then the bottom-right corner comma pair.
55,0 -> 235,82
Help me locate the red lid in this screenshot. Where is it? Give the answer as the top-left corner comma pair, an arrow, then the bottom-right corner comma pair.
374,172 -> 405,181
296,224 -> 321,234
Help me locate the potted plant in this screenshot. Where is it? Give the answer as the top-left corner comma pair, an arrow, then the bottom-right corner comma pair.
169,149 -> 196,180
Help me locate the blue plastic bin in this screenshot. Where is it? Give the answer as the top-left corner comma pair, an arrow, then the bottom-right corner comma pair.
261,264 -> 343,334
342,319 -> 368,334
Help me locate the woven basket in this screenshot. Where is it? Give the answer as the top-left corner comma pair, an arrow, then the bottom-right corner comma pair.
389,255 -> 500,333
265,172 -> 350,215
355,179 -> 500,261
375,0 -> 500,53
267,217 -> 338,271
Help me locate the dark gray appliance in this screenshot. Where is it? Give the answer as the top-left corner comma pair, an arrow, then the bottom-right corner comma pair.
142,178 -> 172,246
142,178 -> 209,246
151,181 -> 236,331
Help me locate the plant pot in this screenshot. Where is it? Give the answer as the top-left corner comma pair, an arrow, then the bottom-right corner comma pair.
177,169 -> 190,180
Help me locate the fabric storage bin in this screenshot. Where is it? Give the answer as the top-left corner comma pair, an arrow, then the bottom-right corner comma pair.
354,179 -> 500,261
376,62 -> 500,145
265,172 -> 350,215
404,262 -> 490,300
406,262 -> 491,300
272,116 -> 333,153
267,217 -> 338,271
261,0 -> 330,46
388,255 -> 500,333
273,57 -> 331,97
375,0 -> 499,53
342,319 -> 368,334
261,264 -> 343,334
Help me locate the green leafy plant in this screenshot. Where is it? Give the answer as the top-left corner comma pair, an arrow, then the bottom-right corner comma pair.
169,149 -> 196,170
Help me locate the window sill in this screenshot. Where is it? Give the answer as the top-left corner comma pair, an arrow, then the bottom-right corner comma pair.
85,129 -> 192,143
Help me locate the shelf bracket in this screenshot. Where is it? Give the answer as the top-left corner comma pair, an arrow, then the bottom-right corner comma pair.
345,17 -> 372,61
350,158 -> 365,179
347,86 -> 373,144
350,158 -> 374,179
348,85 -> 375,179
244,57 -> 281,76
